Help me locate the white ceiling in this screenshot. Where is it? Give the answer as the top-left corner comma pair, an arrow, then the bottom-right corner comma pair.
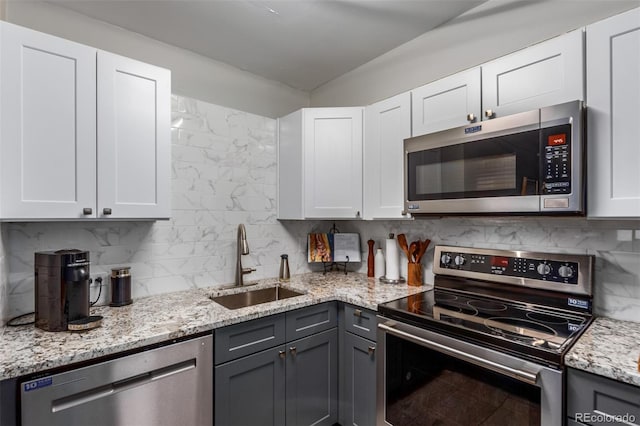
47,0 -> 485,91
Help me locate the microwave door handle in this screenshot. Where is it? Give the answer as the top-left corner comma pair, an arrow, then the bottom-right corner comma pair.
378,323 -> 539,386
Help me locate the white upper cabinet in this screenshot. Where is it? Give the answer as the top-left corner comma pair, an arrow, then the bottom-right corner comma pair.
364,92 -> 411,219
97,51 -> 171,219
482,29 -> 584,119
0,22 -> 171,220
411,68 -> 481,137
587,8 -> 640,218
278,107 -> 363,220
0,22 -> 97,220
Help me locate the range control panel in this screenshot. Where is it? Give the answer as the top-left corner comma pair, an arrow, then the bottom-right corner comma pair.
433,246 -> 597,298
439,251 -> 579,284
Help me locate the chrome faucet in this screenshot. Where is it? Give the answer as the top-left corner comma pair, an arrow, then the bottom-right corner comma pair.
235,224 -> 256,286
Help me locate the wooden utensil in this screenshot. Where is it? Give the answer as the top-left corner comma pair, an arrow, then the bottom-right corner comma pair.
397,234 -> 411,262
415,239 -> 431,263
409,241 -> 419,263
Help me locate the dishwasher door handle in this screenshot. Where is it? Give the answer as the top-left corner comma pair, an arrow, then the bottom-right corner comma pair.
52,359 -> 196,413
378,322 -> 539,386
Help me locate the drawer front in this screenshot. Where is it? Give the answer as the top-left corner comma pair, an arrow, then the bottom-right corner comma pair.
215,314 -> 286,364
567,368 -> 640,425
344,304 -> 377,341
285,302 -> 337,341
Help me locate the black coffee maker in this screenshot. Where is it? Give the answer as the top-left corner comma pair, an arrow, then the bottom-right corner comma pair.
34,249 -> 102,332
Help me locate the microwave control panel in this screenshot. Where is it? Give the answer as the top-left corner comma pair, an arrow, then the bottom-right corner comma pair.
542,128 -> 572,194
439,251 -> 579,285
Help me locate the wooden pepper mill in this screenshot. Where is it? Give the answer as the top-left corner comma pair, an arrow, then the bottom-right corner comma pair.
367,239 -> 375,277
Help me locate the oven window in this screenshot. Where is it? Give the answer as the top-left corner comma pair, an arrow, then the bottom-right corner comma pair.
408,129 -> 540,201
385,334 -> 541,426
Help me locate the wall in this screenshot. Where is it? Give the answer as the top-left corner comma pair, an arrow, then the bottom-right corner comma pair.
0,96 -> 323,323
310,0 -> 640,107
2,1 -> 309,119
335,218 -> 640,323
1,95 -> 639,324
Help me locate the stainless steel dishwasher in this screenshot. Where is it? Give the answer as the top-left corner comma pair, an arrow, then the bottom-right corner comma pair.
20,334 -> 213,426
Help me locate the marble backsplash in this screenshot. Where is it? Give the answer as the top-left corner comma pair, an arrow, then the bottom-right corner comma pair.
1,95 -> 639,324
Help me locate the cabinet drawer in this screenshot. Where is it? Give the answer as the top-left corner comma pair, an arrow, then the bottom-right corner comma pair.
285,302 -> 337,341
215,314 -> 286,364
343,304 -> 377,342
567,368 -> 640,425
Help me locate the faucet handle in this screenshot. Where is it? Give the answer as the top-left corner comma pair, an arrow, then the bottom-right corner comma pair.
242,267 -> 256,275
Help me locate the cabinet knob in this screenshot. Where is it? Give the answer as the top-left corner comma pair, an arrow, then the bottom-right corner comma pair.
353,309 -> 362,318
289,346 -> 297,356
278,350 -> 286,359
466,113 -> 476,122
82,208 -> 93,215
356,211 -> 360,218
484,109 -> 495,119
368,346 -> 376,355
103,208 -> 112,215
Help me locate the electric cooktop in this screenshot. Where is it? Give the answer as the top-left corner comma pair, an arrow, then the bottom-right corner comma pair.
378,246 -> 595,367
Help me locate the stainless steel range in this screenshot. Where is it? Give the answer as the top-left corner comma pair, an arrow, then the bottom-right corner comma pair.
376,245 -> 594,426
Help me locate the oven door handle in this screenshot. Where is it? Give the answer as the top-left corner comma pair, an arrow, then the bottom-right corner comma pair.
378,322 -> 539,386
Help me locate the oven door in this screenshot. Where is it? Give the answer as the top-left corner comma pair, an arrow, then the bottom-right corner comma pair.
376,318 -> 563,426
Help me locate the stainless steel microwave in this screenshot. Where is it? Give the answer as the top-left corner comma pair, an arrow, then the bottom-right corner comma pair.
404,101 -> 585,216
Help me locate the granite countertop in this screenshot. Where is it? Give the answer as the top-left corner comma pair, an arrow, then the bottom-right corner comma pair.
0,272 -> 427,381
565,317 -> 640,387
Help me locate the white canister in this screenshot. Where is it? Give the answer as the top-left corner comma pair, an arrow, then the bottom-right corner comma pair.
374,248 -> 385,279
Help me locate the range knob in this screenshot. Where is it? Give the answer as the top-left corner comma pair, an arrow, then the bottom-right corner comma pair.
454,255 -> 466,266
440,254 -> 452,265
537,263 -> 551,276
558,265 -> 574,278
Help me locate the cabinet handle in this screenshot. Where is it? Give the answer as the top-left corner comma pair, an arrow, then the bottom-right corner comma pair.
289,346 -> 297,356
368,346 -> 375,355
353,309 -> 362,318
356,211 -> 360,218
103,208 -> 112,215
484,109 -> 495,119
466,113 -> 476,122
82,208 -> 93,215
278,350 -> 286,359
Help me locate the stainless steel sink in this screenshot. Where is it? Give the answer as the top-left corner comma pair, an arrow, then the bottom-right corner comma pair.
210,286 -> 304,310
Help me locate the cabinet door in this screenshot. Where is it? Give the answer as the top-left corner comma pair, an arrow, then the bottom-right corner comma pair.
567,368 -> 640,425
411,68 -> 481,136
286,328 -> 338,426
482,29 -> 584,119
341,332 -> 376,426
97,51 -> 171,219
587,8 -> 640,218
304,108 -> 363,219
0,22 -> 97,219
215,345 -> 287,426
364,92 -> 411,220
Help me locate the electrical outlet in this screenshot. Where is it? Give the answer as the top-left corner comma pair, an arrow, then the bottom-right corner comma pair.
89,275 -> 108,306
617,230 -> 633,242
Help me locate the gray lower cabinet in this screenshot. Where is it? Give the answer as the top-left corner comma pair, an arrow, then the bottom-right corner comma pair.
339,304 -> 378,426
214,303 -> 338,426
286,328 -> 339,426
567,367 -> 640,426
341,331 -> 376,426
215,345 -> 287,426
